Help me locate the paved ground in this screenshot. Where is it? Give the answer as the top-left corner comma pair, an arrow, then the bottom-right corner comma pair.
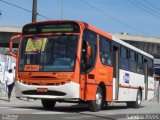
0,95 -> 160,120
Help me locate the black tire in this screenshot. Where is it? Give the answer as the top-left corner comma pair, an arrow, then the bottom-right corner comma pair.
133,90 -> 142,108
88,86 -> 103,112
126,102 -> 133,108
41,99 -> 56,110
126,90 -> 142,108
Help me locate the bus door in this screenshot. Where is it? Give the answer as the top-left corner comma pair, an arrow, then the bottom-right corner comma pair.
80,30 -> 97,100
144,59 -> 148,100
112,43 -> 120,100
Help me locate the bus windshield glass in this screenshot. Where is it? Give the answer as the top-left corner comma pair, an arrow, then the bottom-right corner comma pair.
19,35 -> 78,72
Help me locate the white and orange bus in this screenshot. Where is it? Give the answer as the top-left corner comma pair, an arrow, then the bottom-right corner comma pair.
10,20 -> 154,111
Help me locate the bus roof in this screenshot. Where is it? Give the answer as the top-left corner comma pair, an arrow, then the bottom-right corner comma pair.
112,36 -> 153,59
23,20 -> 153,59
81,21 -> 154,59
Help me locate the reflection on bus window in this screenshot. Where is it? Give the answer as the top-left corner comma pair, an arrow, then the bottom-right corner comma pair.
19,35 -> 78,72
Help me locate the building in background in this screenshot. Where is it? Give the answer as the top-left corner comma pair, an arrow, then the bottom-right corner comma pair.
112,33 -> 160,76
0,26 -> 20,96
1,26 -> 160,95
112,33 -> 160,93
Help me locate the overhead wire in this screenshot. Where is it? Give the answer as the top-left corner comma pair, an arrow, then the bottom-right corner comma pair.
135,0 -> 160,16
81,0 -> 152,36
128,0 -> 160,19
143,0 -> 160,13
0,0 -> 157,37
0,0 -> 49,20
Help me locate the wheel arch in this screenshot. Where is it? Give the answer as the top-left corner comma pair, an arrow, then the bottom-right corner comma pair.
138,87 -> 143,100
99,81 -> 106,101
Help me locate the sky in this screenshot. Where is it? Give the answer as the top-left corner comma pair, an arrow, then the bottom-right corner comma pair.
0,0 -> 160,38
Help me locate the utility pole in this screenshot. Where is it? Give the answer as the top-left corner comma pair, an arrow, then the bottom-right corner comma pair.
32,0 -> 37,22
61,0 -> 63,20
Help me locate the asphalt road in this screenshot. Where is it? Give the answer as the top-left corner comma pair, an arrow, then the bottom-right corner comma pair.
0,96 -> 160,120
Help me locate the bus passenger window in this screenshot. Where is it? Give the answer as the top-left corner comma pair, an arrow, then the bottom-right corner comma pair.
99,36 -> 112,66
148,59 -> 153,76
137,54 -> 144,74
120,47 -> 129,69
129,50 -> 136,72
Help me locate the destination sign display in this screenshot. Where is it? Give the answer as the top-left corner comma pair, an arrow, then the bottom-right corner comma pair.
23,22 -> 80,34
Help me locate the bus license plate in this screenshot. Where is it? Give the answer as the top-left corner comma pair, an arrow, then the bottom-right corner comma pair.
37,88 -> 48,92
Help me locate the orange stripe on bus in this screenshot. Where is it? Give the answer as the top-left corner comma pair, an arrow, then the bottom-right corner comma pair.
119,84 -> 144,90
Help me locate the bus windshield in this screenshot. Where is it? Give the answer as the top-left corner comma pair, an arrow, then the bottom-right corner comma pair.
19,35 -> 79,72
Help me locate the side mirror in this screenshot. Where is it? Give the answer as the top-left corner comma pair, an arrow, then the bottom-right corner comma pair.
86,41 -> 92,59
10,34 -> 21,58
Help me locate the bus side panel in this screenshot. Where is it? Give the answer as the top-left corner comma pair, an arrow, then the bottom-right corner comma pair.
147,77 -> 154,100
80,73 -> 97,101
81,67 -> 113,101
118,69 -> 133,101
79,65 -> 99,100
85,84 -> 97,100
107,67 -> 113,101
106,85 -> 113,101
80,74 -> 86,100
118,69 -> 144,101
101,67 -> 113,101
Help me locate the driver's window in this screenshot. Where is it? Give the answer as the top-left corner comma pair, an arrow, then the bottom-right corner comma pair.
80,29 -> 97,73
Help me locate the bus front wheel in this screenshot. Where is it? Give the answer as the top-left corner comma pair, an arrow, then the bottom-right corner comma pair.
41,99 -> 56,110
88,86 -> 103,112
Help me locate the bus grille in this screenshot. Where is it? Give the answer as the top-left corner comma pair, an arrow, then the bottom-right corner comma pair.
22,90 -> 66,96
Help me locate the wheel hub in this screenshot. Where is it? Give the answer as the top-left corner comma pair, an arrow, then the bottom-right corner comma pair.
96,93 -> 102,105
137,93 -> 141,105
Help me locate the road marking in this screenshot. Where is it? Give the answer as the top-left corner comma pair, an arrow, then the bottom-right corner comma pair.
9,108 -> 32,111
80,111 -> 114,115
100,112 -> 114,115
0,107 -> 10,109
33,111 -> 72,114
64,116 -> 92,120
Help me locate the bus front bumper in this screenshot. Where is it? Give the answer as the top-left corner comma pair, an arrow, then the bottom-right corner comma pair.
14,81 -> 80,100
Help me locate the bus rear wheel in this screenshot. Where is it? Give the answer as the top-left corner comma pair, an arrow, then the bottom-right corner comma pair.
88,86 -> 103,112
126,89 -> 142,108
41,99 -> 56,110
133,89 -> 142,108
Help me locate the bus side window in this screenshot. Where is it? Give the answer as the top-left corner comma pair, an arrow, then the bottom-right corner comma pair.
81,29 -> 97,73
137,54 -> 144,74
129,50 -> 137,72
81,41 -> 87,71
148,59 -> 154,76
120,47 -> 129,70
99,36 -> 112,66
